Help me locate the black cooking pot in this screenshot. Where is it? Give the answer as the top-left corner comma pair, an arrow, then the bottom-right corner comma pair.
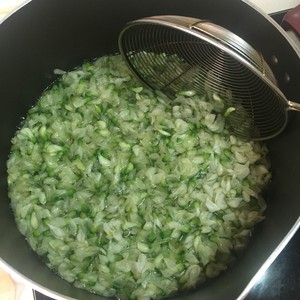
0,1 -> 299,299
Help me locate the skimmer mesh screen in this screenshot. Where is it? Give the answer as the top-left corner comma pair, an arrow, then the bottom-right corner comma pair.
119,17 -> 292,140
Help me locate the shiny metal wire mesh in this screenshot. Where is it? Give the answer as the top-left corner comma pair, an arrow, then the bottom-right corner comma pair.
119,19 -> 288,140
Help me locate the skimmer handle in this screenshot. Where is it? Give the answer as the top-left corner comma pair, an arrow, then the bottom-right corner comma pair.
287,101 -> 300,112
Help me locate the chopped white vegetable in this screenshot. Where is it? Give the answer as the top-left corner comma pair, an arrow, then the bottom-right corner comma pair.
7,54 -> 271,300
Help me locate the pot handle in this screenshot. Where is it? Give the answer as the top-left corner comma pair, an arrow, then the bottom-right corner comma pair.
281,5 -> 300,51
282,4 -> 300,36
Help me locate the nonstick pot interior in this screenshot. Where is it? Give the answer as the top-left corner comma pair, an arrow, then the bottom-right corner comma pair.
0,1 -> 299,299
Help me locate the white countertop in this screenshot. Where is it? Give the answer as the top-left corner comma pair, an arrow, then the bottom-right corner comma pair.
247,0 -> 299,13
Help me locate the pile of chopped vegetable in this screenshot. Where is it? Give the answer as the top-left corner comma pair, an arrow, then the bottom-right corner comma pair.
7,55 -> 270,299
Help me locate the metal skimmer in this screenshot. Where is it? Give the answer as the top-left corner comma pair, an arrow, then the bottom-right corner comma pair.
118,15 -> 300,140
